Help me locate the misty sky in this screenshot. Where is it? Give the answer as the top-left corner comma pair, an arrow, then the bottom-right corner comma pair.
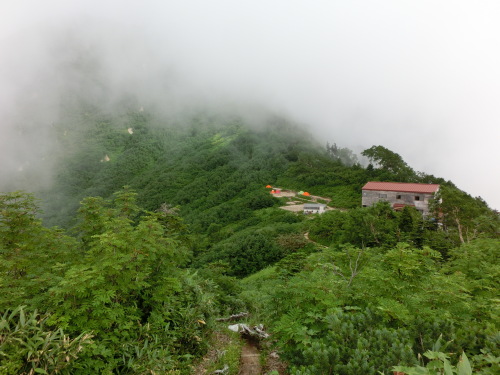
1,1 -> 500,209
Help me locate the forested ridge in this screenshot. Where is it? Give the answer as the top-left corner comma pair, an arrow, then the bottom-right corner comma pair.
1,108 -> 499,374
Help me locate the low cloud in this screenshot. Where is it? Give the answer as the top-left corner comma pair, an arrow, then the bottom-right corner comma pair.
1,1 -> 499,208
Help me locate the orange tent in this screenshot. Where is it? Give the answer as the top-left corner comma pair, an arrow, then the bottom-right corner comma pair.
271,190 -> 276,194
303,192 -> 310,196
266,185 -> 272,188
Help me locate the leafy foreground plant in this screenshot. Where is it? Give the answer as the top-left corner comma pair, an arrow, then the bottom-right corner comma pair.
45,188 -> 218,373
1,188 -> 227,373
0,306 -> 92,375
392,351 -> 473,375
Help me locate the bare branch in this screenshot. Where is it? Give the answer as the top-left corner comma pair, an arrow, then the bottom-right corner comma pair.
216,312 -> 249,322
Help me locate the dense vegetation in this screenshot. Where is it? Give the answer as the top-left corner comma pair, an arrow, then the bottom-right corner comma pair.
1,107 -> 498,374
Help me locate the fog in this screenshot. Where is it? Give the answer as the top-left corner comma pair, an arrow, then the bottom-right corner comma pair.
1,1 -> 499,209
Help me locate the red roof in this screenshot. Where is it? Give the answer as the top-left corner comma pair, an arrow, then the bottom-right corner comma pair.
362,182 -> 440,194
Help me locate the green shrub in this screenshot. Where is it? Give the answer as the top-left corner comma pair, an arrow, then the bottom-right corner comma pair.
0,306 -> 92,375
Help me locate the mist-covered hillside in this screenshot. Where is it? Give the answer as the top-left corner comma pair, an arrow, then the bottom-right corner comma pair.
6,108 -> 407,220
38,109 -> 317,229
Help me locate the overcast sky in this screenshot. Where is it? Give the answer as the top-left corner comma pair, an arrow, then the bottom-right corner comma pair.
1,1 -> 499,209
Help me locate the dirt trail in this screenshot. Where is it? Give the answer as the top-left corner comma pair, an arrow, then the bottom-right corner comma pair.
239,342 -> 262,375
304,231 -> 328,249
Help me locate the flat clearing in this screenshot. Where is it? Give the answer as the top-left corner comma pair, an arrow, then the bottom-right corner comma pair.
269,187 -> 337,213
279,204 -> 306,212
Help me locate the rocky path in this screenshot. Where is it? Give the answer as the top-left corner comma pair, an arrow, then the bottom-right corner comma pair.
239,342 -> 262,375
